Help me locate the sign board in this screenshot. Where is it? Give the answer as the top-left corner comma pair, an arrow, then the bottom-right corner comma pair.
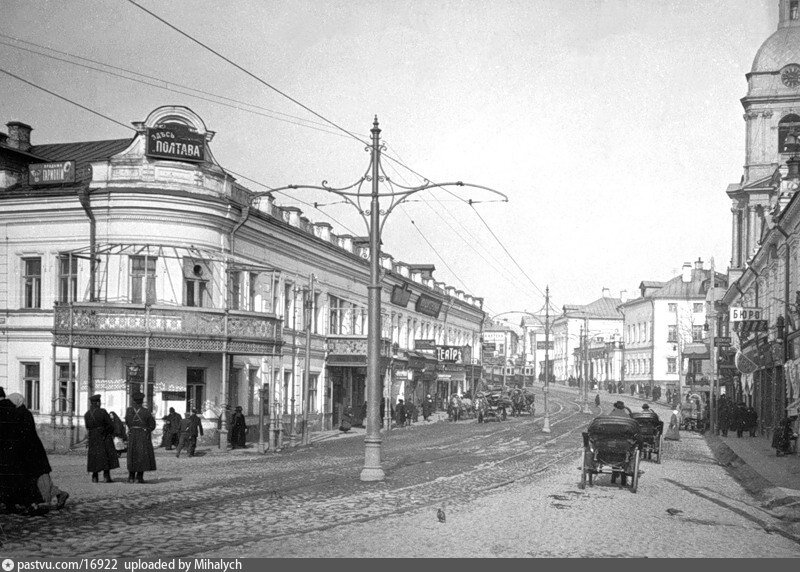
735,349 -> 759,374
482,342 -> 496,352
28,161 -> 75,185
436,345 -> 465,363
390,284 -> 411,307
414,339 -> 436,352
415,294 -> 442,318
146,124 -> 205,163
536,341 -> 554,350
730,307 -> 763,322
714,337 -> 731,347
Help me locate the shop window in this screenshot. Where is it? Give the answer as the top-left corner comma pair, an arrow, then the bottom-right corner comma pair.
23,362 -> 40,411
22,257 -> 41,309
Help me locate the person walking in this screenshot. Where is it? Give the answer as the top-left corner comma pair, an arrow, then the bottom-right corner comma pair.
395,399 -> 407,427
176,409 -> 204,458
125,392 -> 156,484
422,394 -> 434,422
230,406 -> 247,449
594,394 -> 601,409
84,394 -> 119,483
665,408 -> 681,441
166,407 -> 182,450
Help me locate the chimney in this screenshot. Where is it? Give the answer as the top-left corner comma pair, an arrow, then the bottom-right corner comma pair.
682,262 -> 693,283
602,287 -> 610,298
694,257 -> 704,270
6,121 -> 32,151
313,222 -> 332,242
619,290 -> 628,303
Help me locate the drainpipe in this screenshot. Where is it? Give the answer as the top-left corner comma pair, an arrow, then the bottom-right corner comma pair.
77,186 -> 95,400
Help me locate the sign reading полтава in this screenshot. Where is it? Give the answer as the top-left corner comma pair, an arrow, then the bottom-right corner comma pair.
146,124 -> 205,163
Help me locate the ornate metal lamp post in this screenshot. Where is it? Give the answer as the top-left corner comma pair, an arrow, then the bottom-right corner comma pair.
250,117 -> 506,481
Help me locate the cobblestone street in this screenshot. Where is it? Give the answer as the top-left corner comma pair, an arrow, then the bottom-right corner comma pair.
3,389 -> 799,558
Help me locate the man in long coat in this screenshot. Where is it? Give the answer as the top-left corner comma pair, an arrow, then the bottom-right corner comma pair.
176,409 -> 204,458
0,391 -> 46,514
229,406 -> 247,449
84,394 -> 119,483
166,407 -> 182,450
125,392 -> 156,483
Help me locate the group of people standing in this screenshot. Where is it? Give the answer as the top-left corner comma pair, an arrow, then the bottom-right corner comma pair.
716,397 -> 758,438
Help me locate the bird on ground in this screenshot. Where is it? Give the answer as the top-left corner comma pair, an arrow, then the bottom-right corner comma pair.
666,508 -> 683,516
437,507 -> 446,523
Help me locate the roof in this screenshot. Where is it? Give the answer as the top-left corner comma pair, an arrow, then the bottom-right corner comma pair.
752,26 -> 800,73
29,139 -> 133,182
564,297 -> 623,320
649,268 -> 727,299
639,281 -> 665,289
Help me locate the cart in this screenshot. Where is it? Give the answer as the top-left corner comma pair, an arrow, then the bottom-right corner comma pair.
475,389 -> 510,423
578,415 -> 643,493
630,411 -> 664,463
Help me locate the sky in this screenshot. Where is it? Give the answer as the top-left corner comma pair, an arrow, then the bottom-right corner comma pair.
0,0 -> 779,319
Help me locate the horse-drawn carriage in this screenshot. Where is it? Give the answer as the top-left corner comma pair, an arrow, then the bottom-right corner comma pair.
578,415 -> 643,493
510,387 -> 535,417
447,393 -> 475,421
680,393 -> 707,432
475,388 -> 511,423
630,411 -> 664,463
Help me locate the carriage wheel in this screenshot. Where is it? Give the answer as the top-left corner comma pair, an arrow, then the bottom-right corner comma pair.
630,449 -> 640,494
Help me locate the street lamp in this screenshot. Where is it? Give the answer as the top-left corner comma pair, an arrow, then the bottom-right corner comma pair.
250,117 -> 506,481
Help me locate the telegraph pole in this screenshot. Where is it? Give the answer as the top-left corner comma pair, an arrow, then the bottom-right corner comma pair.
301,274 -> 315,446
709,258 -> 717,435
542,286 -> 551,433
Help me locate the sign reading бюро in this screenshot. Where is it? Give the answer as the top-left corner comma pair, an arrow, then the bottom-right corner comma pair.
729,307 -> 762,322
146,124 -> 205,163
29,161 -> 75,185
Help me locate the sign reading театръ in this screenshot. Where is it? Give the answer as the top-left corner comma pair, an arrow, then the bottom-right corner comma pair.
415,294 -> 442,318
146,124 -> 205,163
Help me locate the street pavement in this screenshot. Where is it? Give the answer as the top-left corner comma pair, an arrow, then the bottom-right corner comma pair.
2,386 -> 799,558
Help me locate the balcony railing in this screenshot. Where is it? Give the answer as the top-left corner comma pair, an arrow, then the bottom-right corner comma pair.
53,302 -> 282,355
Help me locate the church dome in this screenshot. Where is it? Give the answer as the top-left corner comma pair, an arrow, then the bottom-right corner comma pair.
752,27 -> 800,72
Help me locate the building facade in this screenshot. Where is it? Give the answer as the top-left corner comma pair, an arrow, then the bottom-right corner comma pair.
0,105 -> 486,447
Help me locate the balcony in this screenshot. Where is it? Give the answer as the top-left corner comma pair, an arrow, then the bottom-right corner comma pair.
53,302 -> 282,355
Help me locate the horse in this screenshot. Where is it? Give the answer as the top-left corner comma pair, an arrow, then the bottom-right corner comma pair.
511,388 -> 535,416
460,397 -> 474,419
474,393 -> 488,423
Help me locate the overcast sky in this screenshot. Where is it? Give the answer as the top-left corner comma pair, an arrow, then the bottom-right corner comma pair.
0,0 -> 778,318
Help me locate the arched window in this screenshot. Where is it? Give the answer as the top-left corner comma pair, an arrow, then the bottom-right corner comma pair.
778,114 -> 800,153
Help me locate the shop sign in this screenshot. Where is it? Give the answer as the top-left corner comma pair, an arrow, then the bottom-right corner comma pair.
28,161 -> 75,185
414,339 -> 436,352
415,294 -> 442,318
730,307 -> 763,322
390,283 -> 412,307
437,345 -> 465,363
536,341 -> 554,350
714,337 -> 731,347
327,338 -> 367,355
483,342 -> 496,352
146,124 -> 205,163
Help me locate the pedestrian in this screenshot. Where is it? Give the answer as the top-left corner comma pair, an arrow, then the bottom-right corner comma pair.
408,400 -> 418,424
630,383 -> 636,396
166,407 -> 182,450
733,402 -> 747,438
339,406 -> 353,433
594,394 -> 601,409
176,410 -> 204,458
84,394 -> 119,483
125,392 -> 156,484
230,405 -> 247,449
395,399 -> 407,427
665,408 -> 681,441
745,406 -> 758,436
109,411 -> 128,457
3,392 -> 69,514
380,397 -> 387,425
772,415 -> 798,457
422,394 -> 434,421
359,401 -> 367,427
609,400 -> 630,418
718,396 -> 731,437
159,413 -> 171,449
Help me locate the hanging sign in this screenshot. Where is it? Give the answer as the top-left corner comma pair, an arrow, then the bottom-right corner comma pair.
390,283 -> 412,307
146,124 -> 205,163
730,307 -> 763,322
415,294 -> 442,318
28,161 -> 75,185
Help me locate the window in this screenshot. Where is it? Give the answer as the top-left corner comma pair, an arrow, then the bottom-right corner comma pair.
283,370 -> 292,413
23,362 -> 40,411
56,362 -> 76,413
667,357 -> 677,374
284,283 -> 295,328
668,303 -> 677,312
247,368 -> 258,415
127,364 -> 155,407
22,257 -> 42,308
58,254 -> 78,303
308,373 -> 319,413
248,273 -> 257,311
186,368 -> 205,413
329,295 -> 341,335
779,114 -> 800,153
229,271 -> 241,310
692,325 -> 704,342
667,325 -> 677,343
792,1 -> 799,20
693,303 -> 704,313
130,256 -> 156,304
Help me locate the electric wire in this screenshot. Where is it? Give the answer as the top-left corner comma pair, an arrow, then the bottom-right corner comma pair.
122,0 -> 370,148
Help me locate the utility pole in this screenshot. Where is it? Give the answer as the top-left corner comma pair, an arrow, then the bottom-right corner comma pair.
709,258 -> 717,435
289,283 -> 297,447
582,316 -> 591,413
542,286 -> 551,433
301,274 -> 315,446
